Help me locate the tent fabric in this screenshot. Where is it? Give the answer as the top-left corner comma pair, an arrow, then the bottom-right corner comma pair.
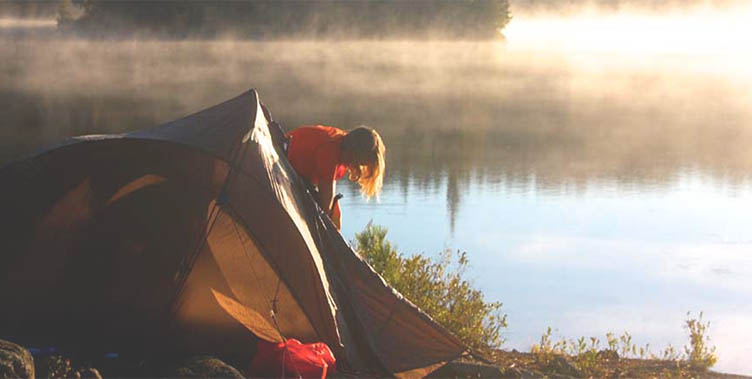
0,89 -> 465,375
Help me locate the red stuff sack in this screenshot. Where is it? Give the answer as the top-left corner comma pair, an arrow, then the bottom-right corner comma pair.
250,339 -> 336,378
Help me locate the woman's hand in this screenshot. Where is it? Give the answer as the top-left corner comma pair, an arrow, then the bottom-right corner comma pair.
317,179 -> 335,217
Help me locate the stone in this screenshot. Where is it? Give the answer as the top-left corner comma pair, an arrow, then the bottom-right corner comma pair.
77,368 -> 102,379
0,339 -> 35,378
33,355 -> 74,378
597,349 -> 619,361
544,355 -> 582,378
497,366 -> 547,378
426,361 -> 505,378
170,356 -> 244,378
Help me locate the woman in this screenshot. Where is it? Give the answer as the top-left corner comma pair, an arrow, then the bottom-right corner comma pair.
285,125 -> 385,229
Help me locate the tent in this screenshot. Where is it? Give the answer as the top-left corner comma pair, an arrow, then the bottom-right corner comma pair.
0,89 -> 466,376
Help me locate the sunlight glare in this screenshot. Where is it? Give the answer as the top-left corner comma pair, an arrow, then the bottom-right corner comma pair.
505,5 -> 752,55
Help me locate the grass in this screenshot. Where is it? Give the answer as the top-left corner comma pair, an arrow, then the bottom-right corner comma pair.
520,312 -> 719,377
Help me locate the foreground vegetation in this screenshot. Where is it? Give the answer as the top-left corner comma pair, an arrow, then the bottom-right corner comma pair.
355,223 -> 507,352
355,224 -> 725,377
509,312 -> 718,377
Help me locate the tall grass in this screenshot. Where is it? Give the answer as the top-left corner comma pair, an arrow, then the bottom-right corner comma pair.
531,312 -> 718,375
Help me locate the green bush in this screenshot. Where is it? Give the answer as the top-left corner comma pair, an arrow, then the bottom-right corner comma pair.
685,312 -> 718,369
354,224 -> 507,351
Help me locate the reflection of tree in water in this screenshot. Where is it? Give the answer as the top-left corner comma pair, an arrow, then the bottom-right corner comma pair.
445,164 -> 462,235
6,88 -> 752,175
384,113 -> 752,228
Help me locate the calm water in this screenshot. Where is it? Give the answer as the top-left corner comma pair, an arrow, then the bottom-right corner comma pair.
2,36 -> 751,373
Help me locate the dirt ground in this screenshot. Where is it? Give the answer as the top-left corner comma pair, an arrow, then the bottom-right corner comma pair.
486,349 -> 749,378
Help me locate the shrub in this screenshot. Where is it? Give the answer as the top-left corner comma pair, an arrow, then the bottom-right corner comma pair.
684,312 -> 718,369
354,224 -> 507,351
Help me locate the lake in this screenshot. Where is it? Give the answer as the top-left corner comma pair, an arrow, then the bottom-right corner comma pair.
2,35 -> 751,374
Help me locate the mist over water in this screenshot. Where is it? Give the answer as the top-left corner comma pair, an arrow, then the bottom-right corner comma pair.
4,39 -> 752,186
2,3 -> 752,374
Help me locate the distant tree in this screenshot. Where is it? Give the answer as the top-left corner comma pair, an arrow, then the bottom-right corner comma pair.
0,0 -> 58,18
65,0 -> 511,39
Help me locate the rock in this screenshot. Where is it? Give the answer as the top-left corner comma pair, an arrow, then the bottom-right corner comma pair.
498,366 -> 546,378
170,356 -> 244,378
77,368 -> 102,379
0,339 -> 35,378
520,368 -> 548,379
426,361 -> 505,378
597,349 -> 619,361
544,355 -> 582,378
499,366 -> 524,378
34,355 -> 74,378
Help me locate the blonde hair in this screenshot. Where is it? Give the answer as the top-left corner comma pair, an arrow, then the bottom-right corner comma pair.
342,127 -> 385,199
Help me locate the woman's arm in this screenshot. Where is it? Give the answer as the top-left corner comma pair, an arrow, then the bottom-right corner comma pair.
317,178 -> 335,216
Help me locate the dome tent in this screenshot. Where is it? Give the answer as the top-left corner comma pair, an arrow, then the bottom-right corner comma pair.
0,90 -> 465,376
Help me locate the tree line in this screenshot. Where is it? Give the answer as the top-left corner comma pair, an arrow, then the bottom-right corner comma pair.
59,0 -> 510,39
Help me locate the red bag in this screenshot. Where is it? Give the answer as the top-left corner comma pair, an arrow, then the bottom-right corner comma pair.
250,339 -> 336,378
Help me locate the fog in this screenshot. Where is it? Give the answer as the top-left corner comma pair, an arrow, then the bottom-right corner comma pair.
2,34 -> 752,193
